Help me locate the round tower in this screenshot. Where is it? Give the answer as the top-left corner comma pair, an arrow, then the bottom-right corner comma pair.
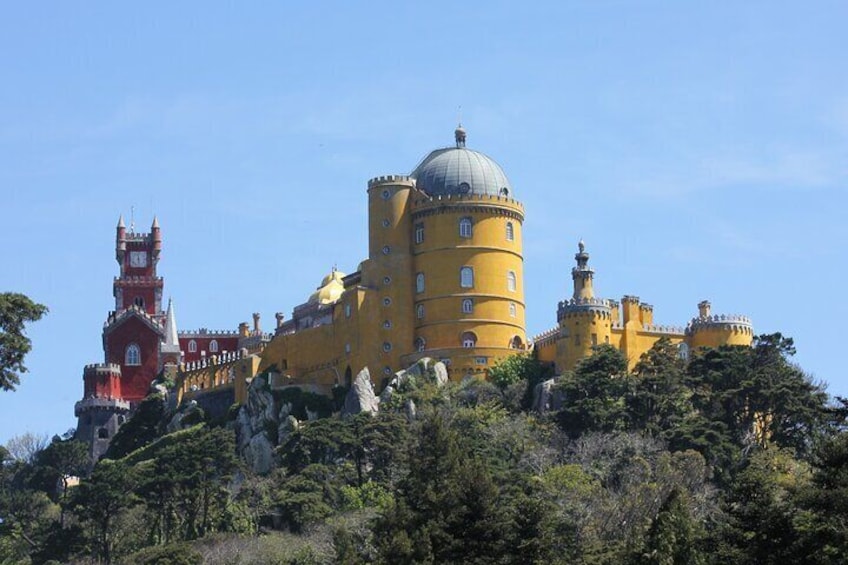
363,174 -> 417,380
75,363 -> 130,461
686,300 -> 754,350
405,126 -> 526,378
556,241 -> 614,371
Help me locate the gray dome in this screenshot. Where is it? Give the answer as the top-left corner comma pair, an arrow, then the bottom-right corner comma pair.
411,140 -> 513,198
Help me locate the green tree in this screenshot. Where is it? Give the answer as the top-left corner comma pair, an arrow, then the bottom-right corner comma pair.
70,460 -> 140,564
557,345 -> 629,437
34,436 -> 89,525
635,487 -> 704,565
0,292 -> 48,391
628,338 -> 692,436
104,392 -> 168,459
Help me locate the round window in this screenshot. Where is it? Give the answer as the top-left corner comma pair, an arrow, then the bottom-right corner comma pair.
381,189 -> 391,200
383,320 -> 392,329
382,218 -> 391,228
383,276 -> 392,285
383,297 -> 392,306
382,245 -> 391,255
383,367 -> 392,375
458,182 -> 471,194
383,342 -> 392,352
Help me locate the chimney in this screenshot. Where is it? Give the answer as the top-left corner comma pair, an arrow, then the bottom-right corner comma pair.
698,300 -> 711,318
275,312 -> 285,328
252,312 -> 261,333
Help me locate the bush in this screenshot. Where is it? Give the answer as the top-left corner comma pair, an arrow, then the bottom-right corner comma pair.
122,543 -> 202,565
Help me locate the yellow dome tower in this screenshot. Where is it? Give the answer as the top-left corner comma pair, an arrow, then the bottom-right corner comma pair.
686,300 -> 754,350
400,126 -> 527,377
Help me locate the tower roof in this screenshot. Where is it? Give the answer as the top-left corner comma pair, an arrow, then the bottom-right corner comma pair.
411,126 -> 513,198
164,298 -> 178,346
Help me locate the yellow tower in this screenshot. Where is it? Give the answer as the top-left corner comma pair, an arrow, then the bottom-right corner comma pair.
555,241 -> 615,371
686,300 -> 754,350
401,125 -> 527,377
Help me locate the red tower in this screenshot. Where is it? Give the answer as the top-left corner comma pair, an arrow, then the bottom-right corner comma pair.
76,216 -> 169,461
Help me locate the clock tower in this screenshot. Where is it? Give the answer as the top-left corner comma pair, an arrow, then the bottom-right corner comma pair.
114,215 -> 163,316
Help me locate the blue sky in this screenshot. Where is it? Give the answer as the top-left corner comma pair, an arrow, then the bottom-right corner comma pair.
2,2 -> 846,443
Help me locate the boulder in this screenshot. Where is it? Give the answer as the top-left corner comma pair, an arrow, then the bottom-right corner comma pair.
342,367 -> 379,417
244,433 -> 275,474
532,378 -> 563,413
432,361 -> 449,386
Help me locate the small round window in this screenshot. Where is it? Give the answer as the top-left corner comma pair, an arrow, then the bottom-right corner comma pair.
383,297 -> 392,306
382,218 -> 391,228
383,342 -> 392,352
383,366 -> 392,375
382,245 -> 391,255
383,276 -> 392,285
458,182 -> 471,194
381,189 -> 391,200
383,320 -> 392,329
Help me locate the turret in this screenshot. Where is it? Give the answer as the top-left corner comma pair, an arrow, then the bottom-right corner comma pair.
116,215 -> 126,264
151,216 -> 162,262
686,300 -> 754,349
572,240 -> 594,299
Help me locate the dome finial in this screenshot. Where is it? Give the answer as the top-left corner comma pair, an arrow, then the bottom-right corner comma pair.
578,239 -> 585,253
454,123 -> 467,148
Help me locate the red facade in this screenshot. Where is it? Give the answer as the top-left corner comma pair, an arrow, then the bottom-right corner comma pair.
104,314 -> 162,401
179,336 -> 240,363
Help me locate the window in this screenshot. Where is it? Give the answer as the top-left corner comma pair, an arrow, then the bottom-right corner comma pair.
188,340 -> 197,353
383,320 -> 392,329
414,223 -> 424,244
510,336 -> 523,349
460,266 -> 474,288
209,340 -> 219,353
382,245 -> 391,255
416,304 -> 424,319
462,298 -> 473,314
678,342 -> 690,361
506,221 -> 514,241
383,297 -> 392,306
591,333 -> 598,346
381,189 -> 391,200
416,272 -> 425,293
345,343 -> 351,354
459,217 -> 473,238
383,276 -> 392,285
414,337 -> 426,353
381,218 -> 390,228
475,356 -> 488,365
507,271 -> 517,292
98,428 -> 109,439
500,187 -> 509,197
461,332 -> 477,348
382,342 -> 392,352
509,302 -> 517,318
133,296 -> 145,308
125,343 -> 141,366
344,304 -> 352,318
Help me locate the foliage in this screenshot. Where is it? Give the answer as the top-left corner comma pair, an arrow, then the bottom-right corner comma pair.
557,344 -> 629,437
122,542 -> 203,565
4,432 -> 49,464
104,392 -> 168,460
0,292 -> 48,391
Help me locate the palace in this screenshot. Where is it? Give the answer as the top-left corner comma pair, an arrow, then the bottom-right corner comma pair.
73,126 -> 753,459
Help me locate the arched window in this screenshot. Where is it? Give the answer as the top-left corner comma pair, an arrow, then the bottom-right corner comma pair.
133,296 -> 145,308
459,217 -> 473,238
460,266 -> 474,288
209,339 -> 219,353
506,222 -> 514,241
416,272 -> 425,293
188,340 -> 197,353
416,304 -> 424,319
509,302 -> 517,317
414,223 -> 424,244
462,298 -> 473,314
461,332 -> 477,348
414,337 -> 426,353
507,271 -> 516,292
510,336 -> 523,349
678,342 -> 690,361
125,343 -> 141,366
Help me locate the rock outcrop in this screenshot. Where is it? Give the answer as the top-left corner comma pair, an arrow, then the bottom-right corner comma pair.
532,377 -> 563,413
342,368 -> 379,418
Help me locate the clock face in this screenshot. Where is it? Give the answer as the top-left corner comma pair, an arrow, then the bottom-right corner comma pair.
129,251 -> 147,268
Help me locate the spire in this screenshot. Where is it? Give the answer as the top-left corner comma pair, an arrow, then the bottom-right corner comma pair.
455,123 -> 467,148
164,298 -> 179,346
572,240 -> 595,300
117,215 -> 125,228
151,215 -> 159,229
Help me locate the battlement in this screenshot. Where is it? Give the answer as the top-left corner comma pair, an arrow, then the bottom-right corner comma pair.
178,329 -> 239,338
686,314 -> 753,334
532,327 -> 560,347
367,175 -> 415,188
74,397 -> 131,416
640,303 -> 654,311
83,363 -> 122,375
621,295 -> 641,304
558,297 -> 615,319
113,276 -> 164,284
411,191 -> 524,210
642,324 -> 685,335
105,306 -> 164,328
